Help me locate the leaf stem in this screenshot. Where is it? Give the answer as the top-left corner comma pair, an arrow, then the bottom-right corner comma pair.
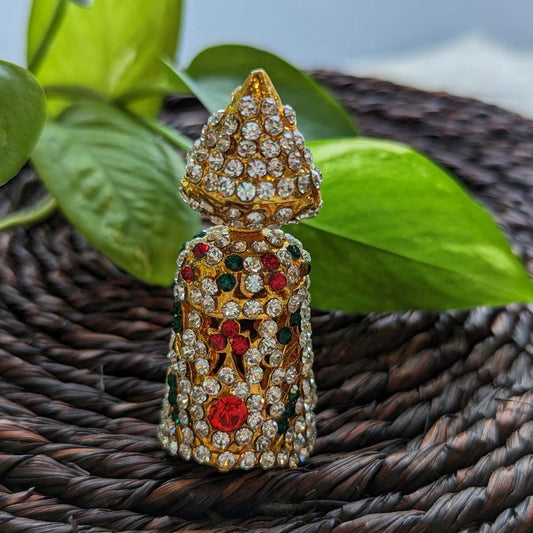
0,194 -> 57,232
28,0 -> 68,74
132,114 -> 194,151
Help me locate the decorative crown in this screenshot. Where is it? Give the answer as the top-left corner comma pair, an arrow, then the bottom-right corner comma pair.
180,69 -> 322,229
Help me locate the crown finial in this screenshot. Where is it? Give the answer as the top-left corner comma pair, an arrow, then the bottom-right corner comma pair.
181,69 -> 322,229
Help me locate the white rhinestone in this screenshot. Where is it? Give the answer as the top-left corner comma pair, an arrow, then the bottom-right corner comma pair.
255,436 -> 271,452
265,115 -> 283,135
218,366 -> 236,385
188,310 -> 202,328
247,158 -> 267,178
222,114 -> 239,135
311,166 -> 323,185
231,241 -> 247,252
203,378 -> 220,395
262,419 -> 278,438
288,152 -> 302,172
216,134 -> 231,152
201,278 -> 218,295
237,140 -> 257,158
212,431 -> 230,449
280,133 -> 295,153
232,381 -> 250,399
243,300 -> 262,318
261,138 -> 280,158
283,105 -> 297,124
204,128 -> 217,147
194,445 -> 210,463
218,176 -> 235,197
295,417 -> 306,434
266,229 -> 284,246
208,110 -> 224,127
179,444 -> 192,460
176,360 -> 188,375
245,347 -> 262,365
226,207 -> 242,221
261,98 -> 277,116
247,394 -> 264,411
239,95 -> 258,117
260,320 -> 278,337
277,449 -> 289,466
270,368 -> 285,385
201,295 -> 215,312
194,420 -> 209,438
176,283 -> 186,301
260,451 -> 276,468
196,340 -> 207,357
286,366 -> 298,384
268,349 -> 283,366
224,158 -> 244,178
259,337 -> 276,355
181,345 -> 195,360
182,329 -> 196,345
242,121 -> 262,140
208,150 -> 224,170
237,182 -> 256,202
203,172 -> 218,191
266,386 -> 282,404
303,147 -> 313,164
194,145 -> 208,162
222,301 -> 240,319
287,265 -> 300,284
252,240 -> 269,253
178,377 -> 191,393
247,410 -> 265,428
244,274 -> 264,293
218,451 -> 236,469
192,386 -> 207,403
190,404 -> 204,420
257,181 -> 275,200
240,451 -> 257,469
206,247 -> 223,265
275,207 -> 293,223
247,366 -> 264,384
277,178 -> 295,198
244,256 -> 262,273
182,427 -> 194,446
297,173 -> 311,193
188,164 -> 203,183
270,401 -> 285,418
267,158 -> 284,178
293,130 -> 305,148
189,287 -> 202,306
195,358 -> 210,375
266,298 -> 283,317
277,249 -> 293,266
235,427 -> 253,446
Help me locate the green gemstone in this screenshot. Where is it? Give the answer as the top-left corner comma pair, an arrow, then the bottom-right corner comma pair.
172,301 -> 182,333
193,230 -> 207,238
225,254 -> 243,271
168,389 -> 178,407
217,273 -> 237,292
277,417 -> 289,434
288,390 -> 300,402
290,312 -> 301,327
277,327 -> 292,345
167,372 -> 177,390
306,262 -> 311,274
171,410 -> 180,424
284,403 -> 295,417
287,244 -> 301,260
179,242 -> 186,253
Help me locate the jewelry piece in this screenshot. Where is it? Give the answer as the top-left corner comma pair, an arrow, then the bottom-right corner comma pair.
158,69 -> 323,471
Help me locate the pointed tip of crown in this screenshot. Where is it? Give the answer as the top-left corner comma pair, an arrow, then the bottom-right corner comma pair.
234,68 -> 280,104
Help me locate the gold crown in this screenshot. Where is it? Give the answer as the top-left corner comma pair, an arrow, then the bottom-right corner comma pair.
180,69 -> 322,229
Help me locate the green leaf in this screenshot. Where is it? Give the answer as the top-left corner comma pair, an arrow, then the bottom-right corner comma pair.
31,101 -> 200,285
0,59 -> 46,184
289,138 -> 533,312
27,0 -> 182,116
165,45 -> 357,141
68,0 -> 93,7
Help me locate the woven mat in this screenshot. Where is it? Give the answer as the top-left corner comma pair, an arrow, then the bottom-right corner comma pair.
2,73 -> 533,533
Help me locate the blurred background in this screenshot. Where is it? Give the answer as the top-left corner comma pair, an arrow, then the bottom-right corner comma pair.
2,0 -> 532,117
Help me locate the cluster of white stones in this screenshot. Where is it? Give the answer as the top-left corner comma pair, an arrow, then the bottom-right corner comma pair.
181,92 -> 322,228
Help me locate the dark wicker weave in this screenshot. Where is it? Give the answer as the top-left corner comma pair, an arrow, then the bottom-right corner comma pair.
1,72 -> 533,532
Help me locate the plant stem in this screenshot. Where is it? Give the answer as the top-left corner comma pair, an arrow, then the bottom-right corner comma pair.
0,194 -> 57,232
28,0 -> 68,74
133,114 -> 194,151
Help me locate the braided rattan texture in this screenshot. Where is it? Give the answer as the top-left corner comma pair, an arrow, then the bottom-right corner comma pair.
2,73 -> 533,532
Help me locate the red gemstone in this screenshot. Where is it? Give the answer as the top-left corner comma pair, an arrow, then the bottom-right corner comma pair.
209,333 -> 227,351
262,253 -> 280,271
181,265 -> 193,283
231,335 -> 250,355
192,242 -> 209,257
269,272 -> 287,291
221,320 -> 240,338
208,396 -> 248,432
